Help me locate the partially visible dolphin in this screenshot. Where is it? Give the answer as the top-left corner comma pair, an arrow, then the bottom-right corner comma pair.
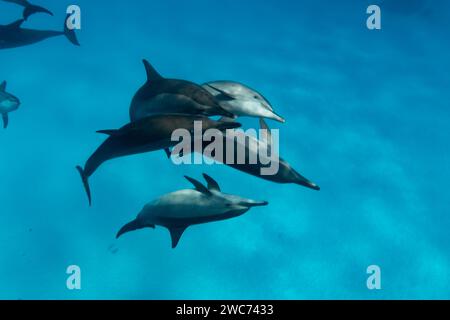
171,118 -> 320,191
202,81 -> 285,123
129,60 -> 235,121
76,115 -> 241,206
0,81 -> 20,128
2,0 -> 53,20
116,174 -> 268,248
0,15 -> 79,50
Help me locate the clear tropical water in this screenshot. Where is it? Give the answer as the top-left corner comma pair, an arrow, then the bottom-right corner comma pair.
0,0 -> 449,299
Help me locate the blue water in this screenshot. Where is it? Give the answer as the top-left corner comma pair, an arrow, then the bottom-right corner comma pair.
1,0 -> 449,299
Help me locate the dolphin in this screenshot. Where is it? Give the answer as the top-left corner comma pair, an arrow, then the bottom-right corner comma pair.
202,81 -> 285,123
2,0 -> 53,20
0,15 -> 79,50
116,174 -> 268,248
0,81 -> 20,128
76,115 -> 241,206
129,60 -> 235,122
171,118 -> 320,191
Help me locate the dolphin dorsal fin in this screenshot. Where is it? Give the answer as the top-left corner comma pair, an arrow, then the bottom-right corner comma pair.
142,59 -> 163,82
7,19 -> 25,29
184,176 -> 211,195
168,226 -> 187,248
202,173 -> 221,191
0,81 -> 6,92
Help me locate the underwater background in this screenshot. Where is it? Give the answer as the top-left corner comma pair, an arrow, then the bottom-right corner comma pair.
0,0 -> 449,299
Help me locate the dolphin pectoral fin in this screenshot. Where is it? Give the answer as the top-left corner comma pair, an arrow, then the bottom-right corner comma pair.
23,4 -> 53,20
184,176 -> 211,195
2,113 -> 9,129
76,166 -> 92,206
202,173 -> 221,191
142,59 -> 163,82
168,226 -> 187,249
0,81 -> 6,91
259,118 -> 272,148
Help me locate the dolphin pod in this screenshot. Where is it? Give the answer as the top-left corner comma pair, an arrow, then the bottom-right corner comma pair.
1,0 -> 319,247
76,114 -> 241,205
2,0 -> 53,20
116,174 -> 268,248
0,81 -> 20,128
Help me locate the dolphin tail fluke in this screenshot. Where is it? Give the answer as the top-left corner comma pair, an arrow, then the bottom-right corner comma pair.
23,5 -> 53,20
116,219 -> 154,239
76,166 -> 92,206
64,14 -> 80,46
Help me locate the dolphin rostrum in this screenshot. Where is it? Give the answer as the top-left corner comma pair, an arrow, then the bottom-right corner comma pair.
202,81 -> 285,123
129,60 -> 235,121
0,15 -> 79,50
76,115 -> 241,206
116,174 -> 268,248
0,81 -> 20,128
2,0 -> 53,20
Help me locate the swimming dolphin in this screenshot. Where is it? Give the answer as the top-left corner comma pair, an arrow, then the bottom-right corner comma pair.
171,118 -> 319,190
76,115 -> 241,206
116,174 -> 268,248
0,81 -> 20,128
0,15 -> 79,50
202,81 -> 285,123
2,0 -> 53,20
129,60 -> 235,122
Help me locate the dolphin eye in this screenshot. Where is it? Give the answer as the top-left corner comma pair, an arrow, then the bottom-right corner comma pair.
253,96 -> 258,99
